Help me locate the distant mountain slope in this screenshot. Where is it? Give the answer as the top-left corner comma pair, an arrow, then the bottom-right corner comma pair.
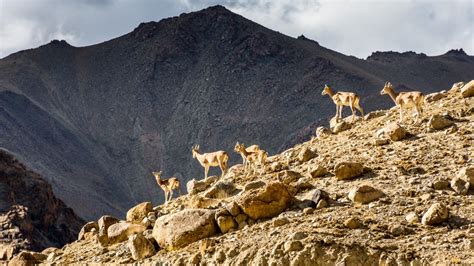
0,5 -> 473,220
0,149 -> 84,260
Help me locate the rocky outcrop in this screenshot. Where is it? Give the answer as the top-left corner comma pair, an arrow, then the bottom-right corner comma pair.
126,202 -> 153,224
460,80 -> 474,98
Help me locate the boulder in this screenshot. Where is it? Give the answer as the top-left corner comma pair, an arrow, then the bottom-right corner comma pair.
344,217 -> 362,229
460,80 -> 474,98
315,126 -> 332,138
432,178 -> 450,190
421,203 -> 449,225
457,166 -> 474,188
216,215 -> 237,233
331,121 -> 352,133
238,182 -> 292,220
449,81 -> 464,93
425,91 -> 447,103
152,209 -> 217,250
334,162 -> 364,180
78,221 -> 99,241
107,222 -> 146,245
187,176 -> 219,195
348,185 -> 384,204
277,170 -> 301,184
297,147 -> 317,163
8,251 -> 47,265
126,202 -> 153,224
204,181 -> 239,199
307,165 -> 327,178
97,215 -> 120,246
428,115 -> 454,131
225,202 -> 241,216
244,180 -> 267,191
127,233 -> 156,260
309,189 -> 330,206
405,212 -> 420,224
450,177 -> 470,195
284,241 -> 304,252
376,122 -> 408,141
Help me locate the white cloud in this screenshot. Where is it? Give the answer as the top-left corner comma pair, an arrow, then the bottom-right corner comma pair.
1,0 -> 473,59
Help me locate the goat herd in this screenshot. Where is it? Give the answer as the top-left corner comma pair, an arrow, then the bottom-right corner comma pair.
152,81 -> 425,203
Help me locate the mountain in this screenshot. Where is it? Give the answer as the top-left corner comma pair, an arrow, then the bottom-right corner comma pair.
0,149 -> 84,260
0,5 -> 473,220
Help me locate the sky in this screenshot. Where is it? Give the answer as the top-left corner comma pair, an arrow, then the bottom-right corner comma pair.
0,0 -> 473,59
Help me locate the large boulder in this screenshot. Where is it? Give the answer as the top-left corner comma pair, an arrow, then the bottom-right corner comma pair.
97,215 -> 120,246
78,221 -> 99,241
187,176 -> 219,195
237,182 -> 292,220
348,185 -> 384,204
428,115 -> 454,131
126,202 -> 153,224
457,166 -> 474,188
334,162 -> 364,180
376,122 -> 408,141
460,80 -> 474,98
152,209 -> 217,250
107,222 -> 146,245
127,233 -> 156,260
422,203 -> 449,225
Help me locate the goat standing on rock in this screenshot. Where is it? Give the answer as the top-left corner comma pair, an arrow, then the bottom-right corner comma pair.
380,81 -> 424,123
322,84 -> 364,123
192,145 -> 228,179
152,171 -> 181,203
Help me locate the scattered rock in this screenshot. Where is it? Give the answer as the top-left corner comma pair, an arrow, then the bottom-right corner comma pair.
97,215 -> 120,246
428,115 -> 454,131
107,222 -> 146,245
374,139 -> 390,146
450,177 -> 469,195
331,120 -> 352,133
303,208 -> 314,215
204,180 -> 239,199
297,147 -> 317,163
457,166 -> 474,188
273,217 -> 290,227
152,209 -> 217,250
307,189 -> 330,206
389,224 -> 406,236
316,199 -> 328,209
238,182 -> 292,220
421,203 -> 449,225
315,126 -> 332,138
344,217 -> 362,229
307,165 -> 328,178
291,232 -> 307,240
244,180 -> 266,191
405,212 -> 420,224
460,80 -> 474,98
348,185 -> 384,204
126,202 -> 152,224
376,122 -> 408,141
432,179 -> 450,190
334,162 -> 364,180
284,240 -> 304,252
78,221 -> 99,241
127,233 -> 155,260
187,176 -> 219,195
277,170 -> 301,184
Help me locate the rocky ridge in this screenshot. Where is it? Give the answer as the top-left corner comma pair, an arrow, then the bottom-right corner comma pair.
13,81 -> 473,265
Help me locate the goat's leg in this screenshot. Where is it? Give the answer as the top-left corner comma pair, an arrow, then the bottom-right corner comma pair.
204,165 -> 209,179
164,191 -> 168,203
334,105 -> 339,121
169,190 -> 173,201
350,104 -> 355,123
399,108 -> 403,123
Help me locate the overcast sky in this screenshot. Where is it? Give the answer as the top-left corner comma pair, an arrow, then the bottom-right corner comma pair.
0,0 -> 473,59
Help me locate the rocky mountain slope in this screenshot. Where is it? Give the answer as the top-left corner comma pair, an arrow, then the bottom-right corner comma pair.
13,81 -> 473,265
0,149 -> 84,261
1,6 -> 473,220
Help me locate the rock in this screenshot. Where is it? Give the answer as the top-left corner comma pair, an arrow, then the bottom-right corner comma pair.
303,208 -> 314,215
348,185 -> 384,204
376,122 -> 408,141
365,110 -> 386,120
419,193 -> 431,201
334,162 -> 364,180
97,215 -> 120,246
238,182 -> 292,220
189,253 -> 201,264
8,251 -> 47,265
425,91 -> 447,103
126,202 -> 153,224
269,161 -> 285,172
428,115 -> 454,131
316,199 -> 328,209
107,222 -> 146,245
405,212 -> 420,224
460,80 -> 474,98
465,239 -> 474,250
78,221 -> 99,240
244,180 -> 266,191
307,165 -> 327,178
457,166 -> 474,188
309,189 -> 330,205
449,82 -> 465,93
374,139 -> 390,146
344,217 -> 362,229
225,202 -> 241,217
284,240 -> 304,252
127,233 -> 155,260
147,212 -> 157,224
204,181 -> 239,199
389,224 -> 406,236
277,170 -> 301,184
214,250 -> 226,263
432,179 -> 450,190
331,120 -> 352,133
421,203 -> 449,225
186,176 -> 219,195
216,215 -> 237,233
273,217 -> 290,227
291,232 -> 307,240
152,209 -> 217,250
292,177 -> 314,193
297,147 -> 317,163
315,126 -> 332,138
450,177 -> 469,195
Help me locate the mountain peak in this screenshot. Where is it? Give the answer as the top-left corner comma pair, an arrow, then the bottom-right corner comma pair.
444,48 -> 468,57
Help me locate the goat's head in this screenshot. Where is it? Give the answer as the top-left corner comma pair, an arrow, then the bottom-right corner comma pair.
192,145 -> 200,158
380,81 -> 393,95
322,84 -> 331,96
152,171 -> 162,179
